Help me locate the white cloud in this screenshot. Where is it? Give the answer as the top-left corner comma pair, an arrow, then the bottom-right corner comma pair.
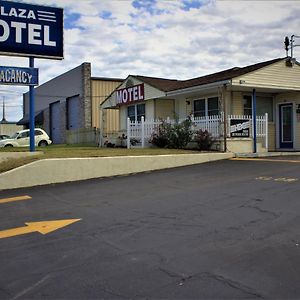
0,0 -> 300,121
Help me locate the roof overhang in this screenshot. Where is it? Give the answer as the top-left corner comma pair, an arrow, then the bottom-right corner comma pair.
229,83 -> 300,94
17,110 -> 44,125
165,80 -> 231,99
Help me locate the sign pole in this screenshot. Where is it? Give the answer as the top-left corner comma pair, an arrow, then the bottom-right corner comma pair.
29,57 -> 35,152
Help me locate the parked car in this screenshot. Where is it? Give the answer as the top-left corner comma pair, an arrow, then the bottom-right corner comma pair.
0,134 -> 10,140
0,129 -> 52,147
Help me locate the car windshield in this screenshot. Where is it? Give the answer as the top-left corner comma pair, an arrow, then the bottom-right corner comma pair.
10,132 -> 19,139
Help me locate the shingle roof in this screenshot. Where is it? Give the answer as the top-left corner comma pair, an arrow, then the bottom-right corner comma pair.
168,57 -> 285,91
133,57 -> 286,93
134,75 -> 179,92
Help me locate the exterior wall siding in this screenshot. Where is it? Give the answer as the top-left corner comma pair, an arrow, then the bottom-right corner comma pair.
232,60 -> 300,90
155,99 -> 175,119
175,98 -> 188,119
103,109 -> 120,134
91,79 -> 122,129
231,92 -> 243,115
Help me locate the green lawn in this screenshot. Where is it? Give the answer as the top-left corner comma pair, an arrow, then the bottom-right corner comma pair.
0,144 -> 200,173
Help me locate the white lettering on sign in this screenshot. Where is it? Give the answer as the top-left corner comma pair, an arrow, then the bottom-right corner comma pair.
0,20 -> 56,47
230,121 -> 250,133
0,4 -> 57,47
0,69 -> 33,84
116,84 -> 145,105
0,6 -> 36,19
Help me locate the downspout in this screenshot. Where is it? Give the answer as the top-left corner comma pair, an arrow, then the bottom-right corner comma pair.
252,89 -> 257,153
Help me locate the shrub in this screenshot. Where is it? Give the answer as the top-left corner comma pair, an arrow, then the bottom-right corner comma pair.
149,118 -> 193,149
168,118 -> 193,149
194,129 -> 214,150
149,120 -> 171,148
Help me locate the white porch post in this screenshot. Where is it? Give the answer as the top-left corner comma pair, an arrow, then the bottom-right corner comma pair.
141,116 -> 145,148
127,117 -> 130,149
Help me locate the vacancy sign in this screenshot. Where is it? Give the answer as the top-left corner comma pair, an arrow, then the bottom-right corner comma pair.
0,0 -> 63,59
0,66 -> 38,85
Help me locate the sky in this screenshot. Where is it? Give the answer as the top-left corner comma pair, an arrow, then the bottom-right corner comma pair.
1,0 -> 300,121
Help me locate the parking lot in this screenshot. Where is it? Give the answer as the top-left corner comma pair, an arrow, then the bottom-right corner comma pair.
1,157 -> 300,299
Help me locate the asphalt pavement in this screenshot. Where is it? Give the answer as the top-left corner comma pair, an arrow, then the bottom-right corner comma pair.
1,158 -> 300,299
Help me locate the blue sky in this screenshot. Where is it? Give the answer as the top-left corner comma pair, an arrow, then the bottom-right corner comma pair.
1,0 -> 300,121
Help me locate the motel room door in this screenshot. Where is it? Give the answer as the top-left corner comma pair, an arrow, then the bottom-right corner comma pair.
279,103 -> 294,149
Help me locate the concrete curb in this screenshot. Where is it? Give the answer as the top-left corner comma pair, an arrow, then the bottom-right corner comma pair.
235,151 -> 300,158
0,153 -> 233,190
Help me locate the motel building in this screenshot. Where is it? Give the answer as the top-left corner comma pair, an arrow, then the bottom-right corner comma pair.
102,57 -> 300,153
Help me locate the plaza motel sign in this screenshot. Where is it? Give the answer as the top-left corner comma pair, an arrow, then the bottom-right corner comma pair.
0,0 -> 63,151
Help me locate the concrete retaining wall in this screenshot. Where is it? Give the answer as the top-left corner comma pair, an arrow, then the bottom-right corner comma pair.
0,153 -> 233,190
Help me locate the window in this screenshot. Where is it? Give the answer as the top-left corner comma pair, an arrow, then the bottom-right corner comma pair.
194,99 -> 205,117
208,97 -> 219,116
243,96 -> 252,116
128,104 -> 145,122
128,105 -> 135,122
18,131 -> 29,139
194,97 -> 219,117
243,95 -> 273,121
34,129 -> 43,136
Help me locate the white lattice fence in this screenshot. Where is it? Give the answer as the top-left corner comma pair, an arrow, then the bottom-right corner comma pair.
126,113 -> 268,149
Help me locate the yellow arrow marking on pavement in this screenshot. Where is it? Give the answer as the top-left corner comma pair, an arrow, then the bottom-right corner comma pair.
0,219 -> 81,239
0,195 -> 32,204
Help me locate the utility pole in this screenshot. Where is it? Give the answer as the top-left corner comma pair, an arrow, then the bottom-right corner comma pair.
285,35 -> 300,58
1,97 -> 7,123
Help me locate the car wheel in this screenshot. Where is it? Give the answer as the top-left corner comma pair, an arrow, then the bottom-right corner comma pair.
4,144 -> 13,147
38,140 -> 48,147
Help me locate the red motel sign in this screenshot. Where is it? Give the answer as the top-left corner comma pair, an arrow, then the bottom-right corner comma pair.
116,84 -> 144,105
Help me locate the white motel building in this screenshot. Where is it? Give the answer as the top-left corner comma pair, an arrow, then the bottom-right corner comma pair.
103,57 -> 300,153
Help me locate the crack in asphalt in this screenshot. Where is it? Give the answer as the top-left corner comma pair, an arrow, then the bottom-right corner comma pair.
240,204 -> 280,218
157,267 -> 264,298
202,272 -> 264,298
